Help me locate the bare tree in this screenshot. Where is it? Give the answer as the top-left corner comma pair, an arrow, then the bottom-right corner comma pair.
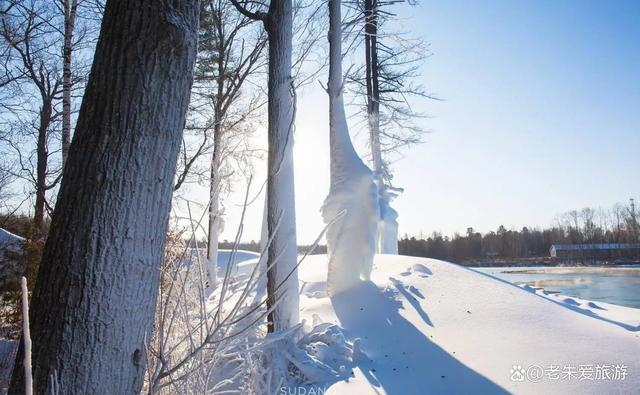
58,0 -> 103,168
8,0 -> 198,392
0,160 -> 15,207
1,0 -> 64,233
345,0 -> 435,253
0,2 -> 26,115
626,198 -> 639,242
0,0 -> 98,233
173,0 -> 267,291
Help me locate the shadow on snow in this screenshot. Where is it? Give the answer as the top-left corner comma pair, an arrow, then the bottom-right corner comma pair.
330,281 -> 508,394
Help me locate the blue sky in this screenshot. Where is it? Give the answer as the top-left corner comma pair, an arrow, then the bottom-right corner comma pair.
390,0 -> 640,237
201,0 -> 640,244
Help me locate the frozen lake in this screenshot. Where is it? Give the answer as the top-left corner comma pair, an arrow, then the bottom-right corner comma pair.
472,266 -> 640,309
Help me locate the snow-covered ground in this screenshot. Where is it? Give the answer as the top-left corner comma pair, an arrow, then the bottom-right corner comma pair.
4,250 -> 638,394
515,282 -> 640,331
297,254 -> 640,394
0,228 -> 25,288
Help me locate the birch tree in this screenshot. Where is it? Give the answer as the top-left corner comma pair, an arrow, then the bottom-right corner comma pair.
8,0 -> 198,392
322,0 -> 378,295
59,0 -> 77,167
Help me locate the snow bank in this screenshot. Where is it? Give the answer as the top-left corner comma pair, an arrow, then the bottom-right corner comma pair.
0,228 -> 26,287
298,254 -> 640,394
0,229 -> 24,244
183,249 -> 259,277
217,249 -> 260,269
528,286 -> 640,330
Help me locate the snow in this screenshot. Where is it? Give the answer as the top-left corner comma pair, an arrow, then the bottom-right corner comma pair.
5,245 -> 638,393
0,339 -> 15,392
182,249 -> 260,282
526,286 -> 640,330
218,249 -> 260,270
0,228 -> 24,244
0,228 -> 26,288
296,254 -> 640,394
0,228 -> 24,258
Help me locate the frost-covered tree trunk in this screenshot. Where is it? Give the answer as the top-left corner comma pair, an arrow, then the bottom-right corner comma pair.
206,124 -> 223,290
377,193 -> 399,254
322,0 -> 378,296
205,39 -> 225,290
230,0 -> 299,332
263,0 -> 299,332
364,0 -> 399,254
61,0 -> 78,168
8,1 -> 198,393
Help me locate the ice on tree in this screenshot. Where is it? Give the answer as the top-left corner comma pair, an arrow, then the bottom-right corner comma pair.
322,0 -> 379,296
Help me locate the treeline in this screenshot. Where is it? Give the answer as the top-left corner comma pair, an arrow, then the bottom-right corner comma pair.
399,200 -> 640,262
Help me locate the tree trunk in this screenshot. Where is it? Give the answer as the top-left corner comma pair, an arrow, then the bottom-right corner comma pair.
364,0 -> 399,254
61,0 -> 78,168
33,99 -> 51,235
323,0 -> 378,296
364,0 -> 382,178
206,20 -> 227,292
263,0 -> 299,332
377,200 -> 398,254
327,0 -> 367,183
9,1 -> 198,393
206,123 -> 222,290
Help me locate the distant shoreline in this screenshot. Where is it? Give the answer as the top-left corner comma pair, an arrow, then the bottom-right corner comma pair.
457,259 -> 640,268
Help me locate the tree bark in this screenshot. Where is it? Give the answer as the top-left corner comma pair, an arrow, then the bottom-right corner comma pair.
33,98 -> 51,235
263,0 -> 299,332
9,0 -> 198,393
364,0 -> 382,178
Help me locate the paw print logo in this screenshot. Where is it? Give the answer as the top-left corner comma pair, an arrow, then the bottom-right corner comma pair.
510,365 -> 525,382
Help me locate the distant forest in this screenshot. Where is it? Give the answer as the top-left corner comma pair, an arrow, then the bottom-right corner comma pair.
399,199 -> 640,263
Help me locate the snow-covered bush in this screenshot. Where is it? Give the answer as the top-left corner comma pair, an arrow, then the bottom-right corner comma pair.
144,222 -> 273,394
243,318 -> 360,395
